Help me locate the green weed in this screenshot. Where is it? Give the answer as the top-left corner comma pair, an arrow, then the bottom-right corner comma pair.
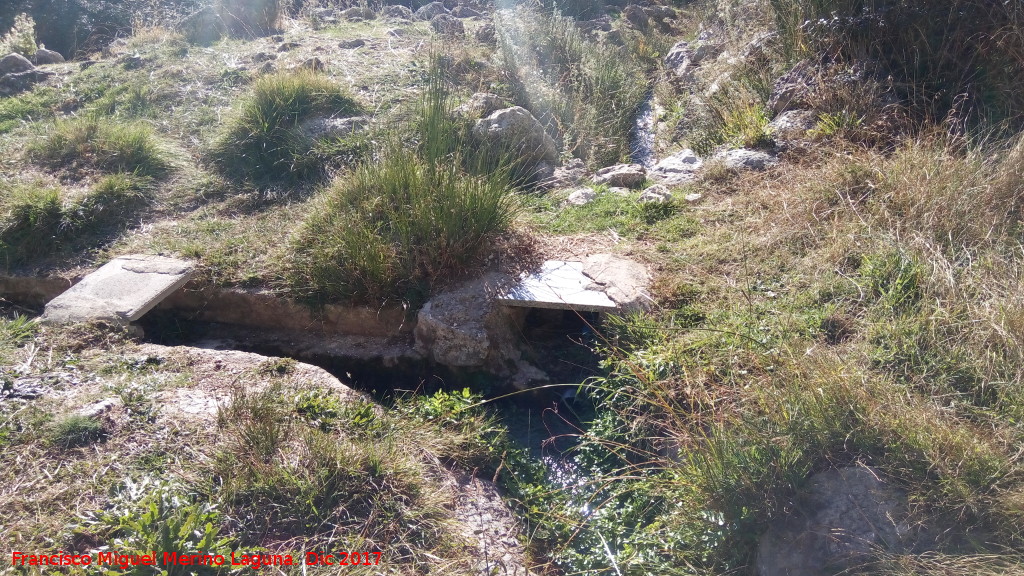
27,117 -> 170,178
48,414 -> 104,448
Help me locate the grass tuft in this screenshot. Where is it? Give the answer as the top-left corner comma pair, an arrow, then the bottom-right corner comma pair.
27,117 -> 170,178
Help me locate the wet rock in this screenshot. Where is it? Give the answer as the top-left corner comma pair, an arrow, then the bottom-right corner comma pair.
757,467 -> 918,576
651,149 -> 703,185
415,2 -> 449,20
31,48 -> 65,65
180,6 -> 224,45
381,5 -> 414,20
431,14 -> 465,36
452,5 -> 482,18
769,60 -> 817,114
340,6 -> 376,20
623,5 -> 649,30
716,148 -> 778,171
565,187 -> 597,206
593,163 -> 647,188
0,53 -> 34,75
455,92 -> 505,120
475,21 -> 496,43
0,69 -> 53,96
472,106 -> 559,169
639,184 -> 672,203
769,109 -> 818,141
414,273 -> 521,371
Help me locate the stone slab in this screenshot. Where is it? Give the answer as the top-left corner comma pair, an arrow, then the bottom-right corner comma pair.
42,255 -> 194,325
498,260 -> 617,312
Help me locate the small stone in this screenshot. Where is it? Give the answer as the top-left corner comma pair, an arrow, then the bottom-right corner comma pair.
78,399 -> 118,419
257,61 -> 276,75
79,60 -> 96,70
639,184 -> 672,203
716,148 -> 778,171
565,187 -> 596,206
593,163 -> 647,188
251,52 -> 276,62
650,149 -> 703,185
607,186 -> 631,196
1,52 -> 36,75
769,109 -> 817,140
31,48 -> 65,65
338,39 -> 366,49
300,57 -> 327,73
684,192 -> 702,203
120,54 -> 145,69
277,41 -> 301,52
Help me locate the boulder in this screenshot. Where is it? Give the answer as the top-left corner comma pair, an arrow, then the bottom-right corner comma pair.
717,148 -> 778,171
340,6 -> 376,20
593,163 -> 647,188
415,2 -> 449,20
414,273 -> 522,372
565,187 -> 597,206
472,106 -> 559,169
757,467 -> 917,576
0,53 -> 34,76
768,60 -> 816,114
769,109 -> 818,141
639,184 -> 672,203
455,92 -> 505,120
180,6 -> 224,45
622,4 -> 649,29
32,48 -> 65,65
431,14 -> 465,36
650,149 -> 703,185
0,69 -> 53,96
381,5 -> 414,20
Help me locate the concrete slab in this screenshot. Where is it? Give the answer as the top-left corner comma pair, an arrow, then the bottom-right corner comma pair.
42,255 -> 194,325
498,260 -> 617,312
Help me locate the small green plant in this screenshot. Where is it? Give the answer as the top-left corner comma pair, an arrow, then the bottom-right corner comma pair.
0,13 -> 38,57
48,414 -> 104,448
0,87 -> 59,134
77,477 -> 233,576
294,388 -> 343,431
210,71 -> 361,184
28,117 -> 170,178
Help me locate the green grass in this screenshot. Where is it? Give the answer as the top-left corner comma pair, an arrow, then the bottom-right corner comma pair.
209,71 -> 362,184
0,87 -> 60,134
27,117 -> 170,178
48,414 -> 105,449
0,175 -> 151,268
526,188 -> 688,240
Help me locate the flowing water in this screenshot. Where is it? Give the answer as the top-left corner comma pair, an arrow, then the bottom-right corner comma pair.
631,92 -> 657,168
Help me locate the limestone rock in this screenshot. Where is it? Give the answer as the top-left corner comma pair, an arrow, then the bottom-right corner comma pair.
416,2 -> 449,20
32,48 -> 65,65
639,184 -> 672,203
472,106 -> 558,168
581,254 -> 652,311
455,92 -> 506,120
381,5 -> 414,20
340,6 -> 376,20
565,187 -> 597,206
650,148 -> 703,185
717,148 -> 778,171
414,273 -> 521,371
757,466 -> 917,576
769,109 -> 817,141
593,163 -> 646,188
0,53 -> 34,75
769,60 -> 816,114
431,14 -> 465,36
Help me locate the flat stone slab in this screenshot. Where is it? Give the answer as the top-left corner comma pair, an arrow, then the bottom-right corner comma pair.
42,255 -> 194,325
498,260 -> 617,312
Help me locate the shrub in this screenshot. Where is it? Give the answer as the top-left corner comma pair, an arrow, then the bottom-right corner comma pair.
0,87 -> 59,134
27,117 -> 170,178
48,414 -> 104,448
495,7 -> 649,168
210,71 -> 361,184
0,13 -> 37,57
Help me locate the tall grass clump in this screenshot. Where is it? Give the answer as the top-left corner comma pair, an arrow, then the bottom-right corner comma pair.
27,117 -> 169,178
769,0 -> 1024,129
495,7 -> 648,168
0,175 -> 150,268
287,61 -> 516,305
210,71 -> 362,184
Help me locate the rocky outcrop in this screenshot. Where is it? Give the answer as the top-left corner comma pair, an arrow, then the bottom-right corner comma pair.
665,40 -> 723,85
0,69 -> 53,97
768,60 -> 817,114
757,466 -> 920,576
472,106 -> 559,169
592,163 -> 647,188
